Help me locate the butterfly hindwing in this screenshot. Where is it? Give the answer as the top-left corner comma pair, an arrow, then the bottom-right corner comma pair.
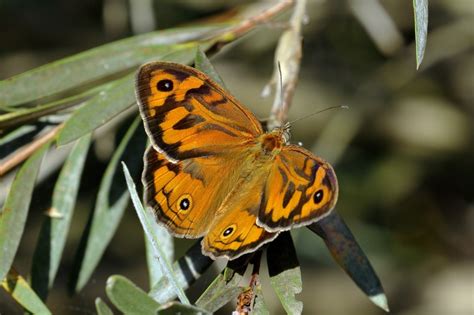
257,145 -> 338,232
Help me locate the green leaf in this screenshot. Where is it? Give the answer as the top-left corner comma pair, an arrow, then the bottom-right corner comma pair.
157,302 -> 210,315
31,134 -> 92,299
95,298 -> 114,315
73,117 -> 145,292
0,25 -> 225,107
122,162 -> 190,305
0,141 -> 50,281
413,0 -> 429,69
195,267 -> 243,312
253,283 -> 270,315
57,44 -> 208,146
194,47 -> 226,87
1,268 -> 52,314
106,275 -> 160,315
267,233 -> 303,315
145,221 -> 173,289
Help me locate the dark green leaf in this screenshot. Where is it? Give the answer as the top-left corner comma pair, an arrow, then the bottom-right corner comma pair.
413,0 -> 429,69
31,134 -> 92,299
0,141 -> 50,281
194,47 -> 226,87
106,275 -> 160,315
122,161 -> 190,304
1,268 -> 52,314
267,233 -> 303,315
73,117 -> 145,292
308,212 -> 389,312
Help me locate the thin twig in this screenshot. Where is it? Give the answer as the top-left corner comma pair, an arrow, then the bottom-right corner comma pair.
0,124 -> 62,176
218,0 -> 295,44
265,0 -> 307,130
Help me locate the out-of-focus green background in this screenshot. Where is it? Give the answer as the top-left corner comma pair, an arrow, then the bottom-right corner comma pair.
1,0 -> 472,314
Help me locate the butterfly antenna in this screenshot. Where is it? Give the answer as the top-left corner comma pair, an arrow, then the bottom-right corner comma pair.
288,105 -> 349,124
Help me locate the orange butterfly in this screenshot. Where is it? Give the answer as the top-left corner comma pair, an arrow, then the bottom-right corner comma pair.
135,62 -> 338,260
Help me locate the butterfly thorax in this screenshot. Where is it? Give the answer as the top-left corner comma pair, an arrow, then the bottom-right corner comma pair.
259,129 -> 287,156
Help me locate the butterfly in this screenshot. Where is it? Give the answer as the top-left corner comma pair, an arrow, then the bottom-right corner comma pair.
135,62 -> 338,260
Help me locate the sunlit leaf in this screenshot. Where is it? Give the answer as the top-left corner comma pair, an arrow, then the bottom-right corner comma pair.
195,267 -> 243,312
106,275 -> 160,315
73,117 -> 145,292
0,141 -> 50,281
194,47 -> 226,87
31,134 -> 92,299
1,268 -> 52,315
267,233 -> 303,315
253,283 -> 270,315
122,162 -> 190,304
95,298 -> 114,315
157,301 -> 210,315
145,220 -> 173,289
413,0 -> 429,69
0,25 -> 225,107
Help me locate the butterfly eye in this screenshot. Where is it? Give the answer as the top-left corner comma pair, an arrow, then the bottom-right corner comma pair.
156,79 -> 174,92
313,189 -> 324,204
221,224 -> 236,238
177,194 -> 192,211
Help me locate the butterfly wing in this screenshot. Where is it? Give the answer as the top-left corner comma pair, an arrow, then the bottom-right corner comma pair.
136,62 -> 263,162
143,146 -> 240,238
202,191 -> 279,260
257,145 -> 338,232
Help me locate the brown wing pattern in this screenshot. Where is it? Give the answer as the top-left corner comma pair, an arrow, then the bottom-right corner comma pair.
143,146 -> 228,238
135,62 -> 263,162
257,145 -> 338,232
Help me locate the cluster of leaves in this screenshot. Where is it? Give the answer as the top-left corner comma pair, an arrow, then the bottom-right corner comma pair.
0,0 -> 428,313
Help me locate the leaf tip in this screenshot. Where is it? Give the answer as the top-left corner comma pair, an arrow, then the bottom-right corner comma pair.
369,293 -> 390,312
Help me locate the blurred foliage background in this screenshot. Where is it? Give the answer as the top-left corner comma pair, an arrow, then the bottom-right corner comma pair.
1,0 -> 473,314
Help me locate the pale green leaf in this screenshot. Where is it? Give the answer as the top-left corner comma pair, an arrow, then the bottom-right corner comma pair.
413,0 -> 429,69
95,298 -> 114,315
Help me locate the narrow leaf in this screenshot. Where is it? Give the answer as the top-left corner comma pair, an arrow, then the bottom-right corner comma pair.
31,134 -> 92,299
106,275 -> 160,315
195,267 -> 244,312
122,162 -> 190,305
149,240 -> 213,303
145,220 -> 173,288
413,0 -> 429,69
0,25 -> 224,107
57,44 -> 205,146
157,302 -> 210,315
267,232 -> 303,315
1,268 -> 52,314
0,141 -> 49,281
194,47 -> 226,87
308,211 -> 389,312
73,117 -> 145,292
253,283 -> 270,315
95,298 -> 114,315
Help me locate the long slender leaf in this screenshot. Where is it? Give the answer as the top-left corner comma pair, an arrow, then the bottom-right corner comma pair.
122,162 -> 190,305
413,0 -> 429,69
1,268 -> 51,314
195,267 -> 244,312
0,141 -> 49,281
95,298 -> 114,315
308,212 -> 389,312
73,117 -> 144,292
253,283 -> 270,315
106,275 -> 160,315
57,43 -> 209,146
267,232 -> 303,315
0,25 -> 226,107
31,134 -> 92,299
157,302 -> 210,315
194,47 -> 226,87
145,219 -> 173,289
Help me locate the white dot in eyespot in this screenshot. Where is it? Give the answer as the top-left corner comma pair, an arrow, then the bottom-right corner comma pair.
297,141 -> 303,146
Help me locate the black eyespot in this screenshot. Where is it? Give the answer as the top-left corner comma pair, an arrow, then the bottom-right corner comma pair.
313,189 -> 324,204
223,227 -> 234,237
179,198 -> 190,210
156,79 -> 173,92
